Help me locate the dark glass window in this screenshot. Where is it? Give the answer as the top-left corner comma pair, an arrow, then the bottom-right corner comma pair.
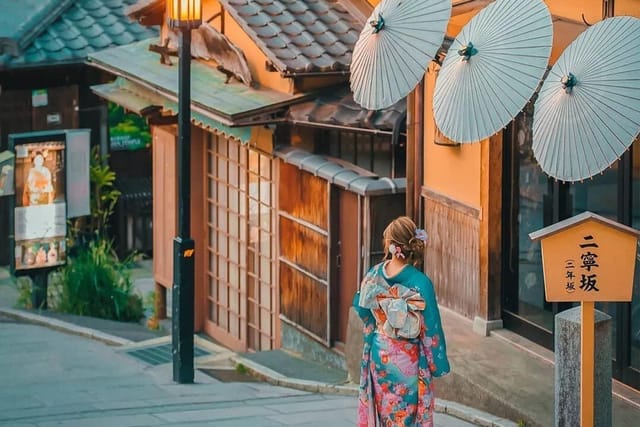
309,128 -> 405,178
504,109 -> 640,388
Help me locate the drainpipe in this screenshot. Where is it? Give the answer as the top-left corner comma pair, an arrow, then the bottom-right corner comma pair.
391,110 -> 407,179
414,77 -> 425,228
603,0 -> 614,18
406,90 -> 416,217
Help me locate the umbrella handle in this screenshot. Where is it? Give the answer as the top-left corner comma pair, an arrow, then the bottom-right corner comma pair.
457,42 -> 478,61
561,73 -> 577,94
369,14 -> 385,33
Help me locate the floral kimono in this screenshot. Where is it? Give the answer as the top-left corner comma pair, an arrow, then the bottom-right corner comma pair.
353,262 -> 450,426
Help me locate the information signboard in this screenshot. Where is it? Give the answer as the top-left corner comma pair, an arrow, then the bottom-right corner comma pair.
8,129 -> 91,275
530,211 -> 640,427
12,140 -> 67,271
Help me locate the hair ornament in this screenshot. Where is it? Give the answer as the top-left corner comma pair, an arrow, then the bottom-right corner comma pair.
415,228 -> 428,242
388,243 -> 406,259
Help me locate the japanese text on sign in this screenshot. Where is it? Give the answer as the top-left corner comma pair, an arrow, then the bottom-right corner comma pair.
564,235 -> 602,294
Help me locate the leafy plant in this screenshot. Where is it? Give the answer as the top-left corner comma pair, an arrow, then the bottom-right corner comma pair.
143,290 -> 162,330
46,272 -> 63,311
68,146 -> 121,248
15,277 -> 32,309
57,239 -> 143,322
58,149 -> 143,322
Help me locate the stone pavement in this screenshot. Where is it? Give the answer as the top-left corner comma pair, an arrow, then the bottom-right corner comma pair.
0,262 -> 505,427
0,320 -> 484,427
3,260 -> 640,426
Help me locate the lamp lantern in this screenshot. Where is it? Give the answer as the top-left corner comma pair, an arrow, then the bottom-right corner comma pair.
168,0 -> 202,29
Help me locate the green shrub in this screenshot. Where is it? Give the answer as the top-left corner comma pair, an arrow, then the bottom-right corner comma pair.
57,239 -> 143,322
16,277 -> 33,309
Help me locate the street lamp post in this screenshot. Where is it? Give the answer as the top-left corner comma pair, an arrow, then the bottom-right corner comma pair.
167,0 -> 202,384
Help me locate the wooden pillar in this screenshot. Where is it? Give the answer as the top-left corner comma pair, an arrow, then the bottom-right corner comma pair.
191,126 -> 206,332
406,88 -> 416,219
475,133 -> 503,334
155,282 -> 167,319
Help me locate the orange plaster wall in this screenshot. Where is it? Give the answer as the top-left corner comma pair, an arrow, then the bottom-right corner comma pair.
423,63 -> 481,208
203,0 -> 293,93
546,0 -> 602,22
615,0 -> 640,17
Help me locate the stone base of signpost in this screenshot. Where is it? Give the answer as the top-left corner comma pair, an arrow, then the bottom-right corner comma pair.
555,306 -> 612,427
345,307 -> 364,384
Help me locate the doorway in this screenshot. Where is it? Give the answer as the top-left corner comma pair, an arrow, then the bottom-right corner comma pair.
330,188 -> 359,351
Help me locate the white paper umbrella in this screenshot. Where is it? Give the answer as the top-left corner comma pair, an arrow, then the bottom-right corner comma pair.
350,0 -> 451,111
532,16 -> 640,182
433,0 -> 553,143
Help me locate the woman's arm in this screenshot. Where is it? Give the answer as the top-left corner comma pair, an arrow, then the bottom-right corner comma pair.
421,277 -> 450,377
352,268 -> 377,327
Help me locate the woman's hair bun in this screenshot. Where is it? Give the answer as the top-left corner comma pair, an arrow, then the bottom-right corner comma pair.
408,237 -> 425,255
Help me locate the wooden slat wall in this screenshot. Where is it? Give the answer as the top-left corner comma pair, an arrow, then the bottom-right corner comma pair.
279,162 -> 327,229
278,162 -> 329,341
279,263 -> 328,340
423,188 -> 480,319
279,215 -> 327,280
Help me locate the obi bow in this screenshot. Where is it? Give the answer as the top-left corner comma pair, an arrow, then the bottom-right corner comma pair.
358,272 -> 425,339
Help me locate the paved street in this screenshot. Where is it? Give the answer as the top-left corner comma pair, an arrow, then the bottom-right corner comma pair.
0,320 -> 477,427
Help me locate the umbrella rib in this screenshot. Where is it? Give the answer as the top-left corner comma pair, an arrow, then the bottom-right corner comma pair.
570,93 -> 599,179
584,85 -> 640,145
576,88 -> 625,170
436,0 -> 552,142
351,0 -> 452,110
475,0 -> 549,49
532,91 -> 556,173
380,35 -> 411,106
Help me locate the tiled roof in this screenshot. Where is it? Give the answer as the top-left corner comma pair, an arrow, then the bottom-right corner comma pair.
88,39 -> 314,124
0,0 -> 158,69
220,0 -> 363,75
287,86 -> 406,131
276,148 -> 407,196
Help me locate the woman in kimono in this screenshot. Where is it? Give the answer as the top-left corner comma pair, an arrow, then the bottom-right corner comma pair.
353,216 -> 450,426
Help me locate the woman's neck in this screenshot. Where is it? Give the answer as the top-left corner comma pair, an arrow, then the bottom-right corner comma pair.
384,257 -> 408,277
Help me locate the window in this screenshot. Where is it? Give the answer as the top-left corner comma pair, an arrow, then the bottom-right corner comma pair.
206,133 -> 276,351
293,127 -> 405,178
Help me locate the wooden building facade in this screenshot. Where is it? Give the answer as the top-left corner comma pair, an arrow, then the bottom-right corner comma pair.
89,0 -> 407,362
417,0 -> 640,391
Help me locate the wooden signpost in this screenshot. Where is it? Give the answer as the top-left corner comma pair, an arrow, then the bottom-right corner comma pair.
530,211 -> 640,427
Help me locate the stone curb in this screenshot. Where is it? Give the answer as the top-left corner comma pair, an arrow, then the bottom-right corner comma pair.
230,354 -> 359,396
230,354 -> 519,427
435,400 -> 519,427
0,307 -> 132,346
1,306 -> 518,427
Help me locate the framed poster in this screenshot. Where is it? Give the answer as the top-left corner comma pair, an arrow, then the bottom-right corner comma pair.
8,130 -> 90,275
11,137 -> 67,272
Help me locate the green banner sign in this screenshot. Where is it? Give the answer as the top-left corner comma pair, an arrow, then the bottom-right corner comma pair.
108,102 -> 151,151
